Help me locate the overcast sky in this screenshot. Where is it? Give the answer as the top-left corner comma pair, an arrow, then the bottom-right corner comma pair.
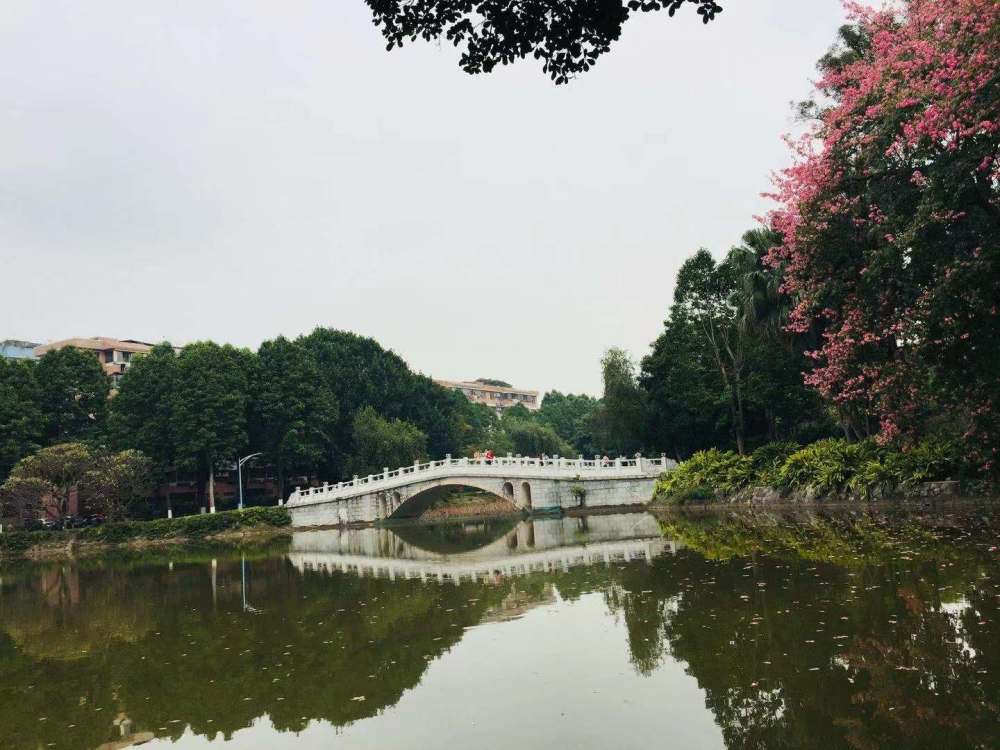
2,0 -> 847,395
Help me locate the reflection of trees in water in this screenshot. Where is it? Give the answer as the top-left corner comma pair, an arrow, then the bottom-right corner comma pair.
0,556 -> 530,749
1,511 -> 997,750
601,510 -> 1000,750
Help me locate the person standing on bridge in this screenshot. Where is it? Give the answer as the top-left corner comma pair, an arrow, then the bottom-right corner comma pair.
485,448 -> 495,464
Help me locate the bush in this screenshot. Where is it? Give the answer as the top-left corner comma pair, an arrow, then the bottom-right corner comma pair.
0,506 -> 291,557
656,436 -> 967,505
849,437 -> 962,498
655,448 -> 755,503
750,442 -> 799,485
774,439 -> 876,495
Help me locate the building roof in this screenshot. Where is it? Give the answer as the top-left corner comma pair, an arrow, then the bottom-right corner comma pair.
34,337 -> 155,356
434,378 -> 539,397
1,339 -> 41,349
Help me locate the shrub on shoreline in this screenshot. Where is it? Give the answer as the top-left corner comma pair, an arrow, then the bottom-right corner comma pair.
0,506 -> 291,556
655,438 -> 966,504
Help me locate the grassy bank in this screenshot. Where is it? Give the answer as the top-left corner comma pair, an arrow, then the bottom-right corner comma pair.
0,506 -> 291,561
654,438 -> 992,505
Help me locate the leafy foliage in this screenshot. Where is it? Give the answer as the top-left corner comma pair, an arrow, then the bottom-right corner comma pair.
8,442 -> 94,517
656,437 -> 967,503
0,358 -> 43,481
80,449 -> 154,521
250,336 -> 338,496
766,1 -> 1000,465
33,347 -> 109,444
347,407 -> 428,478
366,0 -> 722,84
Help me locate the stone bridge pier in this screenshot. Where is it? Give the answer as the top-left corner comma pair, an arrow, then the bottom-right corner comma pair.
287,454 -> 675,527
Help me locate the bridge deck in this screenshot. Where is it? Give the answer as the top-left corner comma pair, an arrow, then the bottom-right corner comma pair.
288,454 -> 672,507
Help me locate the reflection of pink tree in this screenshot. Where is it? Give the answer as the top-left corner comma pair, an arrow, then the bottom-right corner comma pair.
766,0 -> 1000,463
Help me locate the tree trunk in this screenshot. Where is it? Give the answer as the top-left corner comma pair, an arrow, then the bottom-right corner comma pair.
208,464 -> 216,513
733,379 -> 746,455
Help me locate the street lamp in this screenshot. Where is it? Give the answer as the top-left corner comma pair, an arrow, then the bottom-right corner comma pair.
236,452 -> 263,511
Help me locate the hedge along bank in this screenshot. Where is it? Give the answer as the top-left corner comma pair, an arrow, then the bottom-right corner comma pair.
0,506 -> 291,559
653,438 -> 984,505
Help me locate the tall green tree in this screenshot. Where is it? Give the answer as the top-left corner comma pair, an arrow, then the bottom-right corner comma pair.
34,348 -> 110,444
674,247 -> 757,453
299,328 -> 464,476
108,343 -> 179,478
347,407 -> 428,478
251,337 -> 339,499
0,358 -> 43,481
594,348 -> 646,455
641,307 -> 727,458
171,342 -> 254,511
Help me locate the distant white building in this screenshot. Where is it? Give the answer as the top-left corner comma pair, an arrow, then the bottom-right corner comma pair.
435,378 -> 540,414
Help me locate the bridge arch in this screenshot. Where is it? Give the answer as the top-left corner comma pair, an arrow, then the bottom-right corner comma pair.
521,482 -> 532,509
387,479 -> 522,519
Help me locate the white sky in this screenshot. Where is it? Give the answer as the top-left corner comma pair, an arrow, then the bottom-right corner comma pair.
1,0 -> 848,395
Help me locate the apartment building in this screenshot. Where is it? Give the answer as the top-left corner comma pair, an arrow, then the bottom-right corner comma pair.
435,378 -> 540,414
34,337 -> 156,387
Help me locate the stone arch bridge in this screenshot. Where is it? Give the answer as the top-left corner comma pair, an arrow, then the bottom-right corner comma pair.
287,454 -> 675,527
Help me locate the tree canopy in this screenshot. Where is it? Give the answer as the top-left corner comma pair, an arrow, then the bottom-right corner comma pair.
366,0 -> 723,83
766,0 -> 1000,466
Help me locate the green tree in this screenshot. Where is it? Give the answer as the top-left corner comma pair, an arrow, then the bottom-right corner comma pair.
594,347 -> 646,455
673,248 -> 753,453
34,347 -> 110,444
641,307 -> 727,458
171,342 -> 254,511
0,358 -> 43,481
501,414 -> 573,457
299,328 -> 465,475
80,449 -> 154,521
251,336 -> 339,499
7,442 -> 93,518
347,407 -> 428,478
107,343 -> 179,478
537,391 -> 601,456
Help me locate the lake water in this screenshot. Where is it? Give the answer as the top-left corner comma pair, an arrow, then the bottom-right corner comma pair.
1,508 -> 998,749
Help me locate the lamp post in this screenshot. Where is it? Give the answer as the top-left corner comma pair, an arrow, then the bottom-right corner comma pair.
236,453 -> 263,511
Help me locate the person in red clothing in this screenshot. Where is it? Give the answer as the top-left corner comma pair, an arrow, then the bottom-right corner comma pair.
484,448 -> 495,464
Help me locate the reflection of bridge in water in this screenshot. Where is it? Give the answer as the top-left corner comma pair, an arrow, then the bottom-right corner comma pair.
287,513 -> 681,583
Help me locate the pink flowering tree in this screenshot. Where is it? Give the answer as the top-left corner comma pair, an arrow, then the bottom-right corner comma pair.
766,0 -> 1000,468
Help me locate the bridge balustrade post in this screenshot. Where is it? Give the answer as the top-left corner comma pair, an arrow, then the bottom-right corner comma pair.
578,454 -> 584,468
445,453 -> 452,466
661,452 -> 667,468
414,460 -> 420,472
353,475 -> 359,486
637,455 -> 645,471
383,467 -> 389,480
614,457 -> 621,468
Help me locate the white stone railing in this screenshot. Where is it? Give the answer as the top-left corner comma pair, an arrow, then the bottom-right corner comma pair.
288,454 -> 673,506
